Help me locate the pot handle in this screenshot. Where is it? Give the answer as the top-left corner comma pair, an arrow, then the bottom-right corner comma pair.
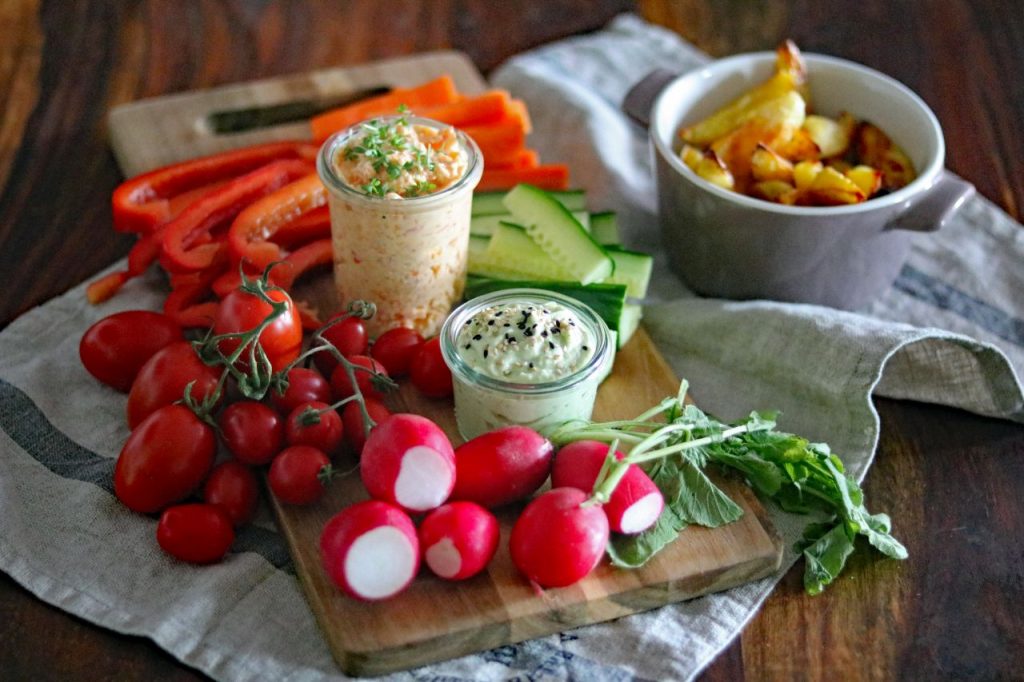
622,68 -> 680,129
884,171 -> 975,232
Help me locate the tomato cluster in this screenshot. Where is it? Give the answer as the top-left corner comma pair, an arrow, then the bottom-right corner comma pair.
81,283 -> 454,566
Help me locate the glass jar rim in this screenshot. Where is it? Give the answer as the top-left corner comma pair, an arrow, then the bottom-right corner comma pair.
316,114 -> 483,208
440,288 -> 613,396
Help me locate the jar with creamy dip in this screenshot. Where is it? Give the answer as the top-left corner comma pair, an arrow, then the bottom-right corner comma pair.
317,115 -> 483,337
440,289 -> 614,440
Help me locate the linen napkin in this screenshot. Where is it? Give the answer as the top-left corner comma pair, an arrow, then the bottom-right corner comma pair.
2,13 -> 1022,682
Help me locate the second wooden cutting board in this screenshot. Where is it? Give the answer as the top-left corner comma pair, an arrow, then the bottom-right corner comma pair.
107,50 -> 783,677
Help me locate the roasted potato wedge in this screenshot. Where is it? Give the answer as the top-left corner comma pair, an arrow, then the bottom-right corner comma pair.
680,42 -> 807,146
803,114 -> 852,158
679,144 -> 703,170
750,180 -> 798,205
798,166 -> 866,205
775,127 -> 820,162
855,122 -> 916,190
708,91 -> 805,183
793,160 -> 823,191
750,143 -> 795,183
845,164 -> 883,196
694,150 -> 735,190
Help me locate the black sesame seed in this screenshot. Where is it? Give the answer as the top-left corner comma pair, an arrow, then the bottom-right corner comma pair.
529,362 -> 534,369
464,319 -> 472,325
582,345 -> 589,351
473,334 -> 482,341
464,343 -> 472,350
504,322 -> 511,327
483,349 -> 488,358
548,341 -> 555,350
488,320 -> 495,326
524,330 -> 533,337
495,311 -> 503,317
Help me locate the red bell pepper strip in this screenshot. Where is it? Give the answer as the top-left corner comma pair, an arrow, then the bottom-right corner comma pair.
163,267 -> 224,328
228,173 -> 327,270
269,205 -> 331,249
86,196 -> 214,303
161,159 -> 314,273
212,269 -> 247,299
112,141 -> 318,234
273,238 -> 333,290
294,299 -> 324,331
86,271 -> 129,304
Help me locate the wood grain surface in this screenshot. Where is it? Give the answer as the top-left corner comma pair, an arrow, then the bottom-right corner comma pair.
1,1 -> 1022,681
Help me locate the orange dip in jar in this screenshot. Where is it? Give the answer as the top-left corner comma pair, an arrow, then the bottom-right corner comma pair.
316,115 -> 483,337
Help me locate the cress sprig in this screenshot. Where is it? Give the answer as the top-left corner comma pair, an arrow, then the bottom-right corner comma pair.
549,381 -> 908,595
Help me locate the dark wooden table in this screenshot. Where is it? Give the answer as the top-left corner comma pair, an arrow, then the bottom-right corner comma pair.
2,1 -> 1022,679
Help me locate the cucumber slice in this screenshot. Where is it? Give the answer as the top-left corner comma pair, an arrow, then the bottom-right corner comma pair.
464,276 -> 627,335
468,234 -> 489,261
502,185 -> 613,285
473,189 -> 587,216
471,211 -> 589,238
590,211 -> 621,246
605,247 -> 653,298
616,303 -> 643,348
469,222 -> 573,281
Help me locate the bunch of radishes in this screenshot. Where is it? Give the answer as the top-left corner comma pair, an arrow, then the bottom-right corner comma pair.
320,416 -> 666,600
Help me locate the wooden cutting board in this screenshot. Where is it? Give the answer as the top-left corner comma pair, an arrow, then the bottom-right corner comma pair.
108,50 -> 783,677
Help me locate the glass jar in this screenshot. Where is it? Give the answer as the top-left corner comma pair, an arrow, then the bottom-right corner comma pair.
317,115 -> 483,337
440,288 -> 614,440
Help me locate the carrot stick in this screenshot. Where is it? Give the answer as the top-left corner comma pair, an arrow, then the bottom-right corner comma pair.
463,121 -> 526,165
485,148 -> 540,171
476,164 -> 570,192
507,99 -> 532,134
310,75 -> 460,141
413,91 -> 512,127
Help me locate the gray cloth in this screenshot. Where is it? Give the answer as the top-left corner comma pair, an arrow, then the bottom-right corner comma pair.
1,13 -> 1022,682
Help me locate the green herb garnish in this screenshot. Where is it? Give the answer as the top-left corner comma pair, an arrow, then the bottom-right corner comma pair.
339,105 -> 445,198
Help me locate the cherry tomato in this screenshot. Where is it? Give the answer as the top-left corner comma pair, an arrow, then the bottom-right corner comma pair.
285,401 -> 344,455
114,404 -> 216,513
203,461 -> 259,526
410,337 -> 453,398
314,315 -> 368,376
269,367 -> 331,415
370,327 -> 424,378
330,355 -> 388,401
126,341 -> 221,429
268,445 -> 331,505
213,286 -> 302,372
157,503 -> 235,564
79,310 -> 182,392
218,401 -> 283,466
341,397 -> 392,455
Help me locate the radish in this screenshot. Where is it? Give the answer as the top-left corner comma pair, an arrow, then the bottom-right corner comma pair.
451,426 -> 553,508
509,487 -> 609,588
320,500 -> 420,601
361,413 -> 455,513
552,440 -> 664,534
418,502 -> 499,580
